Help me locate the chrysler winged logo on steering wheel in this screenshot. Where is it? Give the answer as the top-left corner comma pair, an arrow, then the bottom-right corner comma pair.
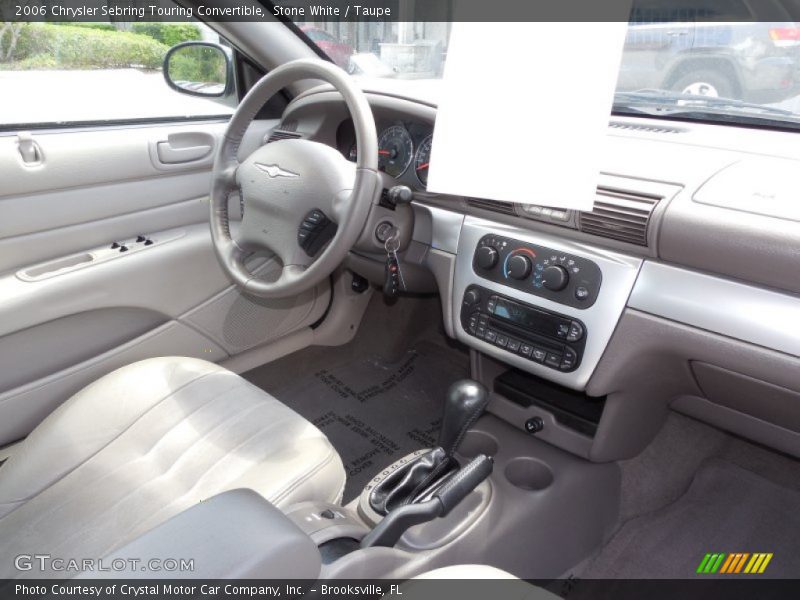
255,163 -> 300,178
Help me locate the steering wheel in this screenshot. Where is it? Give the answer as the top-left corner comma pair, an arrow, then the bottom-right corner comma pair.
209,58 -> 379,298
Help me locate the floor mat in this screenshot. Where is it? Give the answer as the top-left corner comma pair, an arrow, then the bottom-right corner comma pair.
249,340 -> 469,502
579,459 -> 800,579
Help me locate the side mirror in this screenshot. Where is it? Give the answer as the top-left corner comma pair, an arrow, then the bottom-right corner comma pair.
163,42 -> 232,98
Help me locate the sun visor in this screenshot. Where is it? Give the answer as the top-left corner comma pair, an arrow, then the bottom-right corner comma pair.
427,19 -> 631,210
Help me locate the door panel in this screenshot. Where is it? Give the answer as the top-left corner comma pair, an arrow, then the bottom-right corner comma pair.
0,119 -> 330,445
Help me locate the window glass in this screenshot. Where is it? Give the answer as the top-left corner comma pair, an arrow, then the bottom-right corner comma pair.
294,6 -> 800,128
0,18 -> 235,127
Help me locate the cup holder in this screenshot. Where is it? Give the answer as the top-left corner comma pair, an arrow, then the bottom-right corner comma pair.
504,457 -> 554,491
458,430 -> 499,458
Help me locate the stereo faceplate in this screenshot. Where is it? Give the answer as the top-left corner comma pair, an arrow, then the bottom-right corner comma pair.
461,285 -> 587,372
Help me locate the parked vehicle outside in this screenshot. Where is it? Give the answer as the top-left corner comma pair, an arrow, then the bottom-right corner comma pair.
299,25 -> 354,68
619,1 -> 800,102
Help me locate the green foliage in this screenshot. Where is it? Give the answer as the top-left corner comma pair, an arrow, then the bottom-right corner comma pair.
6,23 -> 168,70
132,23 -> 201,47
167,45 -> 226,86
0,53 -> 57,70
53,22 -> 116,32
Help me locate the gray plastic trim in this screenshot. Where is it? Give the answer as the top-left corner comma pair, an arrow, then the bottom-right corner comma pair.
628,261 -> 800,358
411,202 -> 464,255
82,489 -> 322,579
453,217 -> 642,390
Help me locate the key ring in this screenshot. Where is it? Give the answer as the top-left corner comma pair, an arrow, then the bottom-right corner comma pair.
384,232 -> 400,253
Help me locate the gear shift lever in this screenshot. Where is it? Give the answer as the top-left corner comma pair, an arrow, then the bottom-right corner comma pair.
438,379 -> 490,457
368,380 -> 489,515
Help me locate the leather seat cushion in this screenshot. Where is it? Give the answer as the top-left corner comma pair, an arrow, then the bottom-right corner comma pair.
0,357 -> 345,577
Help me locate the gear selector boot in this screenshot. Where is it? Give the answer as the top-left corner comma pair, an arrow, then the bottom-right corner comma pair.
366,379 -> 490,516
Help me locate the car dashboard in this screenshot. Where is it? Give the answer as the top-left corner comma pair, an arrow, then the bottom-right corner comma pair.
266,82 -> 800,461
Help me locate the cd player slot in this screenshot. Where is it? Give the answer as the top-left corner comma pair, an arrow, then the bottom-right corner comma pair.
488,318 -> 563,354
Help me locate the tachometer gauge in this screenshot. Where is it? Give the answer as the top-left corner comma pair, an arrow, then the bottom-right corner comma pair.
414,135 -> 432,187
378,125 -> 414,177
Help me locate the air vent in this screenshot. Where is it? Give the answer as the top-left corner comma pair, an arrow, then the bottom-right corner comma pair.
609,121 -> 685,134
466,198 -> 516,215
579,189 -> 661,246
264,129 -> 302,144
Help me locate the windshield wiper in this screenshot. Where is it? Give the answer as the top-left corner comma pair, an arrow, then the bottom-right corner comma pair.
613,89 -> 798,120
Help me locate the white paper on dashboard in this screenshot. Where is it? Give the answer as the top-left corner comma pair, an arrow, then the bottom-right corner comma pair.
426,21 -> 630,210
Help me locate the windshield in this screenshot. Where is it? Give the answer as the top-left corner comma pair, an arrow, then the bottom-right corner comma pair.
294,16 -> 800,128
295,22 -> 450,79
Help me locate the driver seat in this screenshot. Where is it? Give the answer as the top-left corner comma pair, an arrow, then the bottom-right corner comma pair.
0,357 -> 345,578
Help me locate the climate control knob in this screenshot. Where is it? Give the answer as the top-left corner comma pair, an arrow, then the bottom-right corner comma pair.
507,255 -> 532,280
541,265 -> 569,291
475,246 -> 499,270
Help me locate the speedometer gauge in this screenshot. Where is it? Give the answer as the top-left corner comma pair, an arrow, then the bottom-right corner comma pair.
414,135 -> 432,187
378,125 -> 414,177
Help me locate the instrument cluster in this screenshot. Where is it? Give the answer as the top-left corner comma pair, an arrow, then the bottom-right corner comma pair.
336,119 -> 433,189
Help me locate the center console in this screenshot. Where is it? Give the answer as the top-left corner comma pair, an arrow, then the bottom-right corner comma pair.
453,217 -> 643,390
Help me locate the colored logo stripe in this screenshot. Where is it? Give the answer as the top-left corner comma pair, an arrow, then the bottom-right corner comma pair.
744,553 -> 773,574
697,552 -> 773,574
697,553 -> 726,573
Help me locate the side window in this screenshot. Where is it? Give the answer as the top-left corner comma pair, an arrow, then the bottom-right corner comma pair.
0,17 -> 236,127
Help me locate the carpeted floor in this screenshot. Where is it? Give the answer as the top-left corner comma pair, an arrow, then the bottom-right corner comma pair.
578,458 -> 800,579
243,295 -> 470,501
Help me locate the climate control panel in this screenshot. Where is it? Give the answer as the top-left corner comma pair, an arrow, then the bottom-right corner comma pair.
461,285 -> 587,372
472,234 -> 602,309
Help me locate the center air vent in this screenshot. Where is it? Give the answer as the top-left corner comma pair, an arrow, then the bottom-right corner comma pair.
579,189 -> 661,246
466,198 -> 516,215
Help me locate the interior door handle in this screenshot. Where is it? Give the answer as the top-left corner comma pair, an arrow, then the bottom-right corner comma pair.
17,132 -> 44,165
156,132 -> 214,164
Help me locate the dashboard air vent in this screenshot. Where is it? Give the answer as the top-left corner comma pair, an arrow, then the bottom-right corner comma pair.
579,189 -> 661,246
609,121 -> 685,134
466,198 -> 516,215
264,129 -> 302,144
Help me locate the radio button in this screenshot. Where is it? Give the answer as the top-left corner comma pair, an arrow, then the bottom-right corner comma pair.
475,326 -> 486,338
519,343 -> 533,357
506,339 -> 521,352
484,330 -> 498,343
531,348 -> 547,363
463,288 -> 481,307
495,334 -> 508,348
557,323 -> 570,338
566,322 -> 584,342
545,353 -> 563,368
560,348 -> 578,370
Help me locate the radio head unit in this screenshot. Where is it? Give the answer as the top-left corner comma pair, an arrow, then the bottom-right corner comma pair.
461,285 -> 587,372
